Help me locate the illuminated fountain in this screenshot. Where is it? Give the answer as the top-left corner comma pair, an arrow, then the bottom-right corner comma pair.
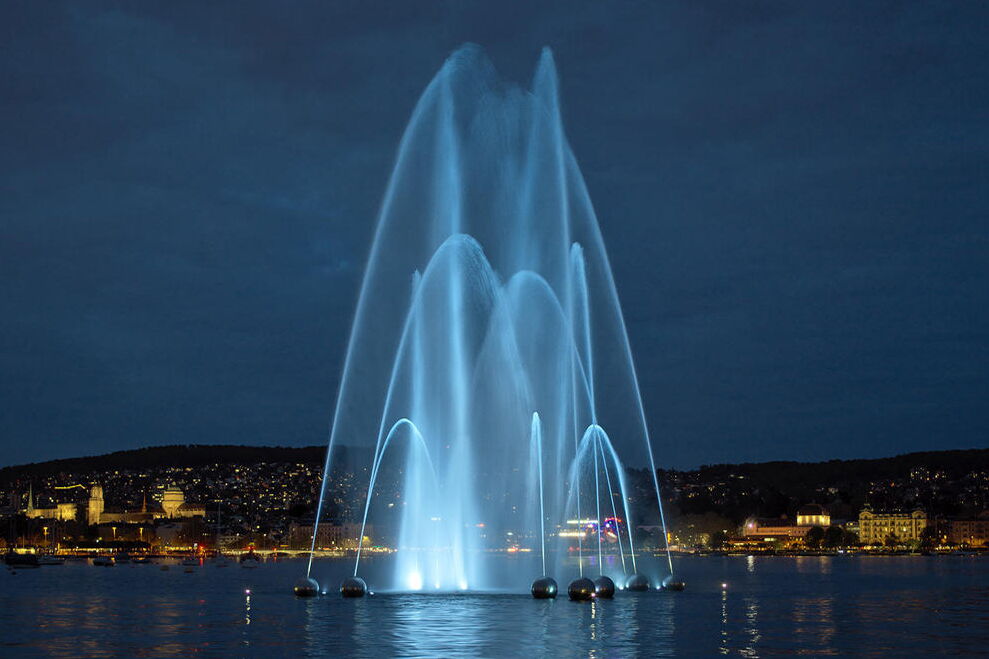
304,45 -> 674,597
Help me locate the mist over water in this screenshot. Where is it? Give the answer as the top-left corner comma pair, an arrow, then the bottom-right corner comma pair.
312,46 -> 671,591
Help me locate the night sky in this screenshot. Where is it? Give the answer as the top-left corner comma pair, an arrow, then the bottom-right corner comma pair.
2,2 -> 987,469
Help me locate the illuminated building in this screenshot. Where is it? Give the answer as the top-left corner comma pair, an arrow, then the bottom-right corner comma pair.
741,517 -> 810,541
21,483 -> 204,525
742,504 -> 832,542
160,485 -> 205,519
858,507 -> 927,544
796,504 -> 830,527
289,521 -> 374,549
946,513 -> 989,546
87,485 -> 105,525
24,484 -> 78,521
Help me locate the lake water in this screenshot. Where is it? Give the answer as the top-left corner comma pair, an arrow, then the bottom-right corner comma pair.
1,555 -> 986,657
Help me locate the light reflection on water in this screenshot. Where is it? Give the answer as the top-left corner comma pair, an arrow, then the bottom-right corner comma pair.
1,556 -> 987,657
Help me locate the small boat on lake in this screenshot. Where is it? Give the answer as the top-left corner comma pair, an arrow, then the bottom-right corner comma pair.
239,551 -> 261,569
38,554 -> 65,566
92,556 -> 115,567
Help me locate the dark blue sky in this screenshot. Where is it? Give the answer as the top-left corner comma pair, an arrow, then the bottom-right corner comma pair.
2,1 -> 987,468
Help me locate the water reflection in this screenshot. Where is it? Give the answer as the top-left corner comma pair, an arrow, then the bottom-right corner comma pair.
719,589 -> 729,655
1,557 -> 987,657
740,597 -> 760,658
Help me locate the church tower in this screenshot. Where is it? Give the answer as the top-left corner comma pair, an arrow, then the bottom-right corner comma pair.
87,484 -> 104,526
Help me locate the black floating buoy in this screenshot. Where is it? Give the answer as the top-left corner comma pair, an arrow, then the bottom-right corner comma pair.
531,576 -> 558,599
568,577 -> 596,601
625,573 -> 650,591
340,576 -> 368,598
594,575 -> 615,599
294,577 -> 319,597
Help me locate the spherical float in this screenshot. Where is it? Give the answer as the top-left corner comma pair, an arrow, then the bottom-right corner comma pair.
568,577 -> 596,601
531,576 -> 558,599
625,573 -> 650,591
594,575 -> 615,599
661,575 -> 686,591
293,577 -> 319,597
340,576 -> 368,598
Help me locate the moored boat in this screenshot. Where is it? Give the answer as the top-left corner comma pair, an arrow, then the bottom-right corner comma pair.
92,556 -> 115,567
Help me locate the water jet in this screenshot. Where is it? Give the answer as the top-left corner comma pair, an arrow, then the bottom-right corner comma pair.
303,45 -> 677,595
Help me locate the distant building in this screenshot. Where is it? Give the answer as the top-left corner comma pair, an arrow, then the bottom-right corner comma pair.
742,504 -> 831,542
741,516 -> 811,541
858,507 -> 927,544
22,483 -> 203,525
796,504 -> 830,528
946,513 -> 989,547
24,484 -> 79,521
87,485 -> 105,525
290,521 -> 372,550
160,485 -> 205,519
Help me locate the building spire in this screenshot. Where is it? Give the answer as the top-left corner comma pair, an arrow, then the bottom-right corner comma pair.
27,482 -> 34,512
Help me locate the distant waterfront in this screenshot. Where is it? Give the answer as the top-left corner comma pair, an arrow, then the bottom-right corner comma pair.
3,446 -> 987,558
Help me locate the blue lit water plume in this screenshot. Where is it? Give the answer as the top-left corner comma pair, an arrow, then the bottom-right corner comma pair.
308,45 -> 673,591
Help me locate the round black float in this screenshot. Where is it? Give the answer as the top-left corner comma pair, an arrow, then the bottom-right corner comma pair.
594,575 -> 616,599
662,576 -> 686,591
340,576 -> 368,598
568,577 -> 596,601
531,576 -> 558,599
625,573 -> 650,591
294,577 -> 319,597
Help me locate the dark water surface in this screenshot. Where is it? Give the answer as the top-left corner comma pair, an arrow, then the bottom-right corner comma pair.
2,555 -> 986,657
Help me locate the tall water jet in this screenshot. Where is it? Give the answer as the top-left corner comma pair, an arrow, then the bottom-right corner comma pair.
307,45 -> 675,593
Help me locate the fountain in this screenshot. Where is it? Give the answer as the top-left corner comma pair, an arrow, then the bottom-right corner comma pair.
303,45 -> 676,596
